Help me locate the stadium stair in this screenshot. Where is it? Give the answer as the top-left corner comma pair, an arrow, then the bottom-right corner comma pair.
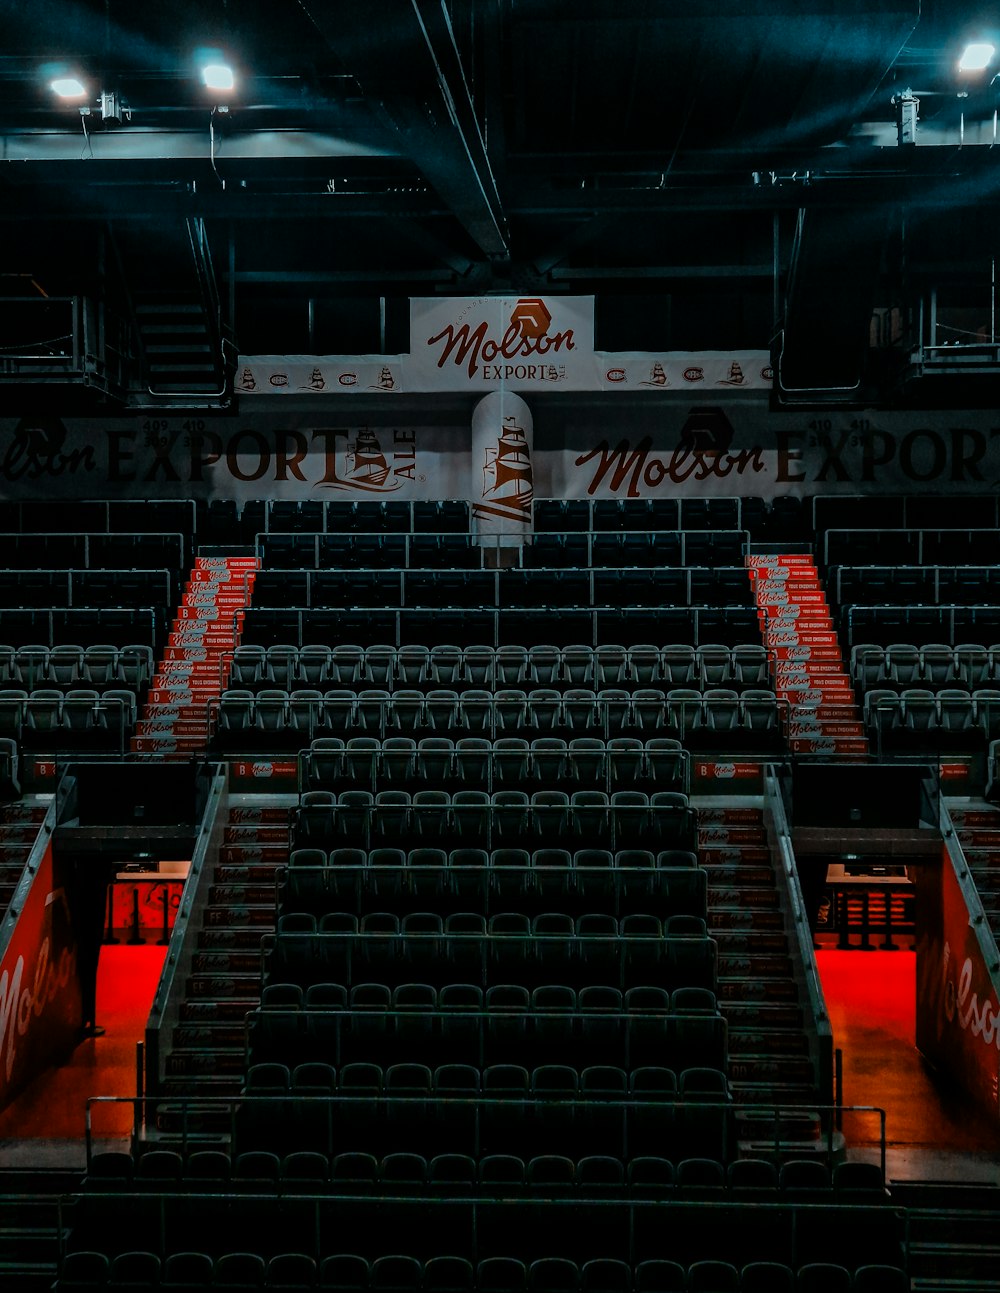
892,1180 -> 1000,1293
0,1172 -> 79,1293
699,804 -> 825,1146
747,553 -> 868,758
160,798 -> 291,1101
135,295 -> 227,400
0,799 -> 46,915
949,802 -> 1000,934
131,555 -> 258,760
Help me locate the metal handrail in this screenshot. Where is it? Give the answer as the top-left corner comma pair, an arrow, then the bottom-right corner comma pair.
84,1093 -> 887,1178
143,765 -> 229,1093
763,765 -> 834,1106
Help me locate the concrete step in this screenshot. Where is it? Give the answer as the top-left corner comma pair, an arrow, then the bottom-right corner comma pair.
708,910 -> 786,934
718,976 -> 799,1003
185,973 -> 262,998
718,953 -> 793,978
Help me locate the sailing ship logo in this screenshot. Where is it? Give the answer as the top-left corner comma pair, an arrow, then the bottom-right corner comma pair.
678,407 -> 735,454
641,361 -> 668,388
474,416 -> 533,523
373,366 -> 396,391
319,427 -> 413,493
238,368 -> 257,391
718,360 -> 747,386
345,427 -> 392,487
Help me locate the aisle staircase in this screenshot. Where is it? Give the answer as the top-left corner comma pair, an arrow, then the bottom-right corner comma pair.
698,804 -> 825,1149
747,553 -> 867,758
131,556 -> 258,760
0,1176 -> 76,1293
135,298 -> 226,400
949,802 -> 1000,934
893,1181 -> 1000,1293
160,798 -> 291,1102
0,799 -> 46,916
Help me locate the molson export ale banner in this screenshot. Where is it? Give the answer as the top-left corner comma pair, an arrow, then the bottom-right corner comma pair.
237,295 -> 772,392
411,295 -> 592,389
5,403 -> 1000,501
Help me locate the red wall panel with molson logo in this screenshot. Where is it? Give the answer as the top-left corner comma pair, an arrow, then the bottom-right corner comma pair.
0,841 -> 83,1114
915,848 -> 1000,1120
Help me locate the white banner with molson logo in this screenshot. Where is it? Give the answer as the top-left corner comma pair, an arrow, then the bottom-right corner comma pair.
235,295 -> 773,394
2,404 -> 1000,500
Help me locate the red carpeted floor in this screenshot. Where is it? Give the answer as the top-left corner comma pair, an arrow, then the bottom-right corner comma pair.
817,948 -> 1000,1151
0,945 -> 166,1141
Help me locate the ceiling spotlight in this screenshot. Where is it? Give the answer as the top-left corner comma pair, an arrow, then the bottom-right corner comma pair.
202,63 -> 235,94
50,77 -> 88,99
959,42 -> 996,73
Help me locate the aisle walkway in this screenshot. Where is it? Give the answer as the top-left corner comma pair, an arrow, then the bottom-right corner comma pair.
817,948 -> 1000,1180
0,945 -> 166,1163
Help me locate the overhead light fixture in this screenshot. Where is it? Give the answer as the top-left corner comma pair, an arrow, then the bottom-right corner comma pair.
201,63 -> 235,94
99,91 -> 130,125
50,76 -> 88,99
959,42 -> 995,73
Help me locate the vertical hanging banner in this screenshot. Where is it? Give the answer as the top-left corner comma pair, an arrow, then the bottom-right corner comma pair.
470,391 -> 534,548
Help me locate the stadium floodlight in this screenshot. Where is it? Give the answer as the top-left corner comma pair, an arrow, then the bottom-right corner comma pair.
50,77 -> 88,99
958,42 -> 995,73
201,63 -> 235,94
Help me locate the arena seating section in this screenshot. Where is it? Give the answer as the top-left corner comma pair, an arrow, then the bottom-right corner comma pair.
0,493 -> 947,1288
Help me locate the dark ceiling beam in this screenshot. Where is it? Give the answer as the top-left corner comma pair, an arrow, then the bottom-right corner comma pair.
0,127 -> 398,162
550,264 -> 774,279
227,269 -> 451,283
505,185 -> 967,215
0,173 -> 994,222
477,0 -> 507,186
301,0 -> 509,258
0,187 -> 448,220
531,213 -> 617,275
5,147 -> 1000,222
388,218 -> 478,276
0,114 -> 992,175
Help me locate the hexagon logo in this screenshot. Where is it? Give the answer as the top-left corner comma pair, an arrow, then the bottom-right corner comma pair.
678,406 -> 735,453
510,297 -> 552,340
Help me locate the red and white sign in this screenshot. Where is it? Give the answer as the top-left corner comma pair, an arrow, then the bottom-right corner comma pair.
0,842 -> 82,1112
237,296 -> 772,393
412,296 -> 590,389
695,762 -> 762,780
233,760 -> 298,780
8,403 -> 1000,502
916,847 -> 1000,1118
471,391 -> 533,545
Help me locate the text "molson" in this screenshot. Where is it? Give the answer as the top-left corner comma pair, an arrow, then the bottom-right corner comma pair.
426,319 -> 576,380
576,437 -> 765,497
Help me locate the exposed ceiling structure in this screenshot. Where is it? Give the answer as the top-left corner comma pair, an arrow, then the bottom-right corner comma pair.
1,1 -> 999,406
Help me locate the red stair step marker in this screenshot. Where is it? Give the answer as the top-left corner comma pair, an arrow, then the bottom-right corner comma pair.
747,553 -> 868,759
131,555 -> 259,760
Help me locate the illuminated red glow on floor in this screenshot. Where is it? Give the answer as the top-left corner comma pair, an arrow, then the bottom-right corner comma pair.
0,945 -> 166,1141
817,949 -> 1000,1151
5,943 -> 997,1152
